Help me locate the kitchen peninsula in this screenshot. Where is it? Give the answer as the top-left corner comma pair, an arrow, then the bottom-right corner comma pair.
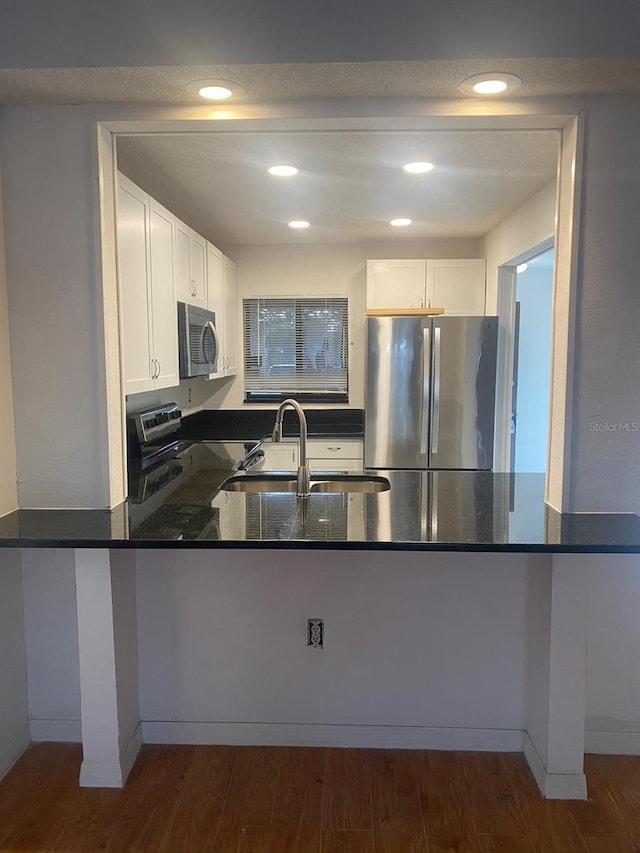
1,428 -> 639,803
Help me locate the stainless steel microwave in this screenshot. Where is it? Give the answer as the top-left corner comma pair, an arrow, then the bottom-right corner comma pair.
177,302 -> 220,379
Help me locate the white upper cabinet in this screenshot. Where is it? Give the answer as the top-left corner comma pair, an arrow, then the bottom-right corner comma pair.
222,255 -> 238,376
366,260 -> 427,309
426,259 -> 486,316
117,174 -> 178,395
118,175 -> 153,395
207,242 -> 238,378
174,217 -> 207,308
206,241 -> 224,318
149,199 -> 179,390
366,258 -> 486,315
190,231 -> 207,308
173,219 -> 191,303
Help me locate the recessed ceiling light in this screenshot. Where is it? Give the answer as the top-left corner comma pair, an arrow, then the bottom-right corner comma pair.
403,162 -> 434,174
268,165 -> 298,177
390,218 -> 412,227
458,72 -> 522,97
288,220 -> 310,229
185,79 -> 245,100
516,262 -> 529,274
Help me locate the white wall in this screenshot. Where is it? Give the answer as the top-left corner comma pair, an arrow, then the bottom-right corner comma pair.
515,262 -> 554,472
20,548 -> 640,753
569,99 -> 640,513
136,550 -> 533,745
482,180 -> 557,474
0,549 -> 29,779
0,158 -> 17,517
584,554 -> 640,752
0,0 -> 637,68
483,180 -> 557,316
20,549 -> 81,741
0,106 -> 110,509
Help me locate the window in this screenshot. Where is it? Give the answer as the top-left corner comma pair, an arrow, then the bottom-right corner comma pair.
243,297 -> 348,403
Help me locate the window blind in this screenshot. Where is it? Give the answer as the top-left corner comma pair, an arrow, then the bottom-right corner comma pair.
243,297 -> 348,401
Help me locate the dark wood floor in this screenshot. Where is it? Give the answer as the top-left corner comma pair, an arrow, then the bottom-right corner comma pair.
1,744 -> 640,852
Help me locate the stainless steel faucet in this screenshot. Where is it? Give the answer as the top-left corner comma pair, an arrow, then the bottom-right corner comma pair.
271,398 -> 310,498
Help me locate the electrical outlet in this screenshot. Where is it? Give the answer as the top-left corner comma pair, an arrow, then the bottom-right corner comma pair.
307,618 -> 324,649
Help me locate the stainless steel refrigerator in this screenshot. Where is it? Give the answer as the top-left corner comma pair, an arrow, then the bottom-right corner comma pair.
365,315 -> 498,470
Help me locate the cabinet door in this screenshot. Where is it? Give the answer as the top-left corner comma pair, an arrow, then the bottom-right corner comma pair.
426,259 -> 486,315
366,260 -> 426,309
117,174 -> 154,395
190,231 -> 207,308
206,242 -> 224,373
255,442 -> 298,471
174,218 -> 192,303
223,255 -> 238,375
206,242 -> 223,318
149,199 -> 179,390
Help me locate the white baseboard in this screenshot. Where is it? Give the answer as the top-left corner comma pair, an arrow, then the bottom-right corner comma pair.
30,718 -> 82,743
141,721 -> 524,752
79,722 -> 142,788
586,729 -> 640,754
523,732 -> 588,800
0,723 -> 31,781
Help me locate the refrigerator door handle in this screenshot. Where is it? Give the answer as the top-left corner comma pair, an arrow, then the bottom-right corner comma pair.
420,327 -> 430,455
431,326 -> 441,455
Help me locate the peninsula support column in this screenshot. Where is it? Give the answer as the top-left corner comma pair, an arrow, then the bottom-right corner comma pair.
74,549 -> 141,787
524,553 -> 588,799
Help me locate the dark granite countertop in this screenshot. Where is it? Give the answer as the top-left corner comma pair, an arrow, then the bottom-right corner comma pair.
178,408 -> 364,441
1,466 -> 639,552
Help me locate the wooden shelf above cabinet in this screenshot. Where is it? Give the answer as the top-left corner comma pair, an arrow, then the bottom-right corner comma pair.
365,307 -> 445,316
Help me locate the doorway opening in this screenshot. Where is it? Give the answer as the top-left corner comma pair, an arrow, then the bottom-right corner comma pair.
505,242 -> 555,474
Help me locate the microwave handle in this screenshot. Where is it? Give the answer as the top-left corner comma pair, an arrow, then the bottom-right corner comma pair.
201,320 -> 220,371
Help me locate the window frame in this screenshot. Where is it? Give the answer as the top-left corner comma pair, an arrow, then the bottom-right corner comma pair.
242,295 -> 349,405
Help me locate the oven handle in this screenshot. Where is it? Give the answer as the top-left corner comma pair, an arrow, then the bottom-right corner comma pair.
201,320 -> 220,371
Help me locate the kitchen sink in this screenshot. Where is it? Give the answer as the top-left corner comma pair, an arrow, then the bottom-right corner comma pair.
223,475 -> 298,493
222,473 -> 390,494
309,476 -> 390,493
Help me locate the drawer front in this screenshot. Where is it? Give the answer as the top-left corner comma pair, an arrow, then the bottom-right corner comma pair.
306,439 -> 363,459
308,458 -> 363,473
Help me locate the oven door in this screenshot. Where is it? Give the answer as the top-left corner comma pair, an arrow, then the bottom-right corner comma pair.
178,302 -> 220,378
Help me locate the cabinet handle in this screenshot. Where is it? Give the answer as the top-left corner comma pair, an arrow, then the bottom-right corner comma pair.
156,358 -> 161,378
327,447 -> 341,452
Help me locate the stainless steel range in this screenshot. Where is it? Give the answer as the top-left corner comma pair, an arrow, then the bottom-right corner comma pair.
126,403 -> 264,538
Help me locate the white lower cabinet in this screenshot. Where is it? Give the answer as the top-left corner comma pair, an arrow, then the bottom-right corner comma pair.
256,441 -> 299,471
307,438 -> 363,473
256,438 -> 363,472
117,173 -> 178,394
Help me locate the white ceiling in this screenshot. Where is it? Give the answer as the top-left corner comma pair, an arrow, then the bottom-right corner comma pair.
116,129 -> 559,246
